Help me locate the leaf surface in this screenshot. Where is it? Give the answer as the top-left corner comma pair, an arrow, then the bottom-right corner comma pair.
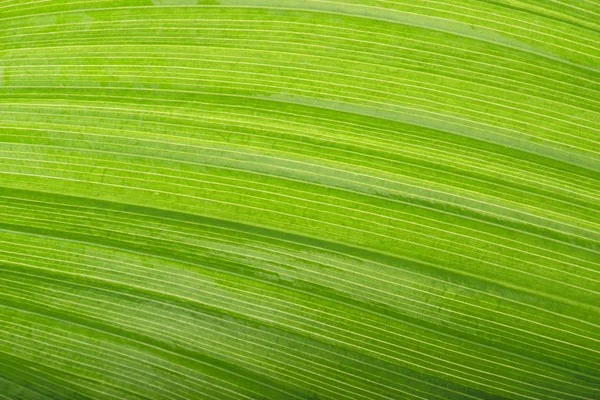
0,1 -> 599,399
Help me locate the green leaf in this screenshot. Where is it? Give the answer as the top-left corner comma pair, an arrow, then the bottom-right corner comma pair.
0,1 -> 599,399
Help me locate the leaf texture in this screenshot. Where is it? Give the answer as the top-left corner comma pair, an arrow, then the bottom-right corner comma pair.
0,1 -> 599,399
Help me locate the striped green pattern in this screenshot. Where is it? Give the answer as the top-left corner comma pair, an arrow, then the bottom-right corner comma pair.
0,1 -> 599,399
